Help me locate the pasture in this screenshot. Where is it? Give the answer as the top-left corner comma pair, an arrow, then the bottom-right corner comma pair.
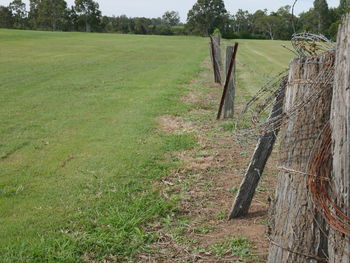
0,30 -> 292,262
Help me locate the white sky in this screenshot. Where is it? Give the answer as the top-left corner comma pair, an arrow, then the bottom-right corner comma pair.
2,0 -> 340,22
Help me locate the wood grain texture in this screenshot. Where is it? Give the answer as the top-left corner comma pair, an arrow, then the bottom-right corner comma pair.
268,55 -> 333,263
209,36 -> 222,84
223,46 -> 235,118
329,14 -> 350,263
229,80 -> 285,219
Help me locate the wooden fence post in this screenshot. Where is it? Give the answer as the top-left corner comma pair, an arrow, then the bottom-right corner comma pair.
209,36 -> 222,84
329,14 -> 350,263
223,46 -> 236,119
217,43 -> 239,120
212,36 -> 222,68
229,80 -> 286,219
267,54 -> 334,263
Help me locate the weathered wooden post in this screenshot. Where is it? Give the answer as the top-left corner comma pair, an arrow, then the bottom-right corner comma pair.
209,36 -> 222,84
217,43 -> 239,120
223,46 -> 236,118
212,35 -> 222,68
229,80 -> 286,219
267,54 -> 334,263
328,14 -> 350,263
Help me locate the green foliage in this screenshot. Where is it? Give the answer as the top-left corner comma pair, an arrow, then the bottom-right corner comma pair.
154,25 -> 173,35
339,0 -> 350,16
299,9 -> 319,32
195,225 -> 215,234
171,25 -> 188,36
229,187 -> 239,195
329,20 -> 342,40
9,0 -> 26,29
0,6 -> 14,28
215,210 -> 227,220
212,28 -> 221,37
220,121 -> 234,131
186,0 -> 228,36
0,0 -> 346,39
74,0 -> 101,32
162,134 -> 197,152
314,0 -> 331,33
36,0 -> 67,30
210,237 -> 254,258
162,11 -> 180,26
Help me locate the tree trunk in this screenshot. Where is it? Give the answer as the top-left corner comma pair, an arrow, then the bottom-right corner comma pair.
86,22 -> 91,32
328,14 -> 350,263
268,54 -> 334,263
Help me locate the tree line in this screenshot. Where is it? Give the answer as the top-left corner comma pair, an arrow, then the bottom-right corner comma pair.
0,0 -> 349,40
187,0 -> 349,40
0,0 -> 184,34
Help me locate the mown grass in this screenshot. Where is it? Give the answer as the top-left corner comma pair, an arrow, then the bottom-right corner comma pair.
1,30 -> 293,262
223,39 -> 293,131
233,39 -> 293,97
0,29 -> 207,262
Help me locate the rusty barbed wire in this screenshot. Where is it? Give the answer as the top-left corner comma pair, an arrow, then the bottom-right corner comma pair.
292,32 -> 335,56
307,123 -> 350,242
230,29 -> 350,250
231,31 -> 350,246
235,33 -> 335,137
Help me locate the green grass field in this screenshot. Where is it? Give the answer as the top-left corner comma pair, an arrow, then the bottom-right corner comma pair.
232,39 -> 293,100
0,30 -> 292,262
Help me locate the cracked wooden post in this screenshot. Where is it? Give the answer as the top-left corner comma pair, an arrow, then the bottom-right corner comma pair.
329,14 -> 350,263
223,46 -> 236,119
229,80 -> 286,219
209,36 -> 222,84
212,35 -> 222,69
217,43 -> 238,120
267,54 -> 334,263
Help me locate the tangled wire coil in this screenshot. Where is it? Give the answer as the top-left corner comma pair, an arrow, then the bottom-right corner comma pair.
307,123 -> 350,241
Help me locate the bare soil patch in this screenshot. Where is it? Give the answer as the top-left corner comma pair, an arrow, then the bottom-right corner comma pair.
157,115 -> 195,135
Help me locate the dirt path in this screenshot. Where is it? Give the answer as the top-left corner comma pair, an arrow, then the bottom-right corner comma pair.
137,60 -> 278,262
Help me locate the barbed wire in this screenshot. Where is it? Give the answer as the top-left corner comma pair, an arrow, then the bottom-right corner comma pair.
237,31 -> 350,244
307,123 -> 350,242
234,33 -> 335,137
292,32 -> 335,56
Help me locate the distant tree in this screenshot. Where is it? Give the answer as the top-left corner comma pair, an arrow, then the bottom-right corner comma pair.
74,0 -> 101,32
328,19 -> 342,40
64,6 -> 78,31
115,15 -> 132,33
0,6 -> 14,28
329,7 -> 341,22
314,0 -> 330,33
339,0 -> 350,16
162,11 -> 180,26
299,9 -> 318,32
28,0 -> 40,28
9,0 -> 27,29
36,0 -> 67,30
274,5 -> 295,39
151,17 -> 162,26
234,9 -> 253,33
132,17 -> 151,34
155,24 -> 173,35
186,0 -> 228,36
255,15 -> 280,40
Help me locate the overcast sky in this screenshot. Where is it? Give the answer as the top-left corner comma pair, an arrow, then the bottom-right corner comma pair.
2,0 -> 340,22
